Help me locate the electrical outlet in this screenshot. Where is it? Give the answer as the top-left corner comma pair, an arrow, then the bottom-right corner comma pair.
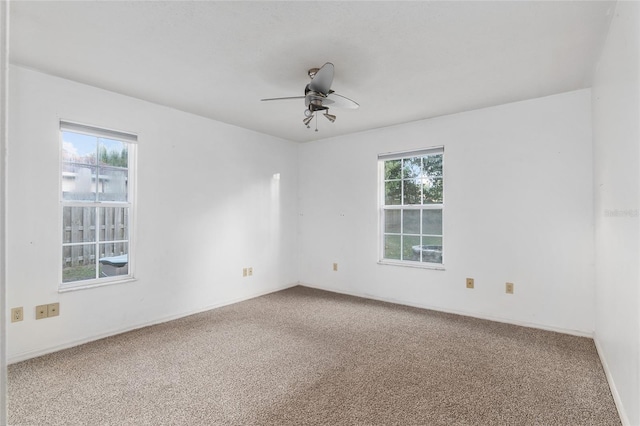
466,278 -> 474,289
333,263 -> 338,271
242,268 -> 248,277
35,305 -> 48,320
48,303 -> 60,317
248,267 -> 253,276
506,282 -> 514,294
11,307 -> 23,323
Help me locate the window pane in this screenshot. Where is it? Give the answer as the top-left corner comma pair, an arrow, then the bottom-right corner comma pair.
419,236 -> 443,263
99,207 -> 129,242
384,159 -> 401,180
62,244 -> 96,283
384,235 -> 401,260
422,154 -> 443,177
385,181 -> 401,205
98,168 -> 128,202
402,157 -> 421,179
403,235 -> 421,261
422,177 -> 443,204
384,210 -> 401,233
422,236 -> 443,246
62,163 -> 97,201
62,132 -> 97,165
403,179 -> 421,205
98,138 -> 128,202
62,131 -> 99,201
99,243 -> 129,278
403,210 -> 420,234
62,207 -> 96,243
422,209 -> 443,235
98,138 -> 128,167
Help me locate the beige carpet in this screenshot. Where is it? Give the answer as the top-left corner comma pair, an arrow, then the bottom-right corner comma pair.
8,286 -> 620,425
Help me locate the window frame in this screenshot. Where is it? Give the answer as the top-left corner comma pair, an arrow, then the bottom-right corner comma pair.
58,121 -> 137,291
378,147 -> 444,270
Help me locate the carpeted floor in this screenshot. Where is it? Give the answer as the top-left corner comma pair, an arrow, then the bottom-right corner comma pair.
8,286 -> 620,425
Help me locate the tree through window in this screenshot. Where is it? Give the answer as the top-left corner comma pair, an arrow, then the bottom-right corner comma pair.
379,148 -> 443,265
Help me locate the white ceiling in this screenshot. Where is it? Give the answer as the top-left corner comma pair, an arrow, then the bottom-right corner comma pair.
10,1 -> 614,143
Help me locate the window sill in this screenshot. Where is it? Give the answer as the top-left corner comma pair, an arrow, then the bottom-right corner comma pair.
58,277 -> 137,293
377,260 -> 445,271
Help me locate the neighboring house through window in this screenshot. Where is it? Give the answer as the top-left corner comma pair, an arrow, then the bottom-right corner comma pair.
379,147 -> 443,266
60,121 -> 136,289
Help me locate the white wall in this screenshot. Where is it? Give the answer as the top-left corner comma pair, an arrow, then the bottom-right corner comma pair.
592,1 -> 640,425
299,89 -> 594,335
6,66 -> 299,362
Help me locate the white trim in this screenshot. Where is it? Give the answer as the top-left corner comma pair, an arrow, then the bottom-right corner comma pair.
0,0 -> 8,423
60,120 -> 137,143
383,204 -> 443,210
9,282 -> 299,364
62,201 -> 131,207
58,277 -> 137,293
377,260 -> 445,271
299,283 -> 594,338
63,240 -> 129,247
593,335 -> 630,426
378,146 -> 444,160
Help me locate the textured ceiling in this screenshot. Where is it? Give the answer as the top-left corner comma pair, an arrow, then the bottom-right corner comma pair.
9,1 -> 614,142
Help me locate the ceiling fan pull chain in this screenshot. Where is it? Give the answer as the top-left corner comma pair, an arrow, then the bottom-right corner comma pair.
315,113 -> 318,132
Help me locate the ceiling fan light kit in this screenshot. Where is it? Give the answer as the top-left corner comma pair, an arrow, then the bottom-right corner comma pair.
303,115 -> 314,127
261,62 -> 359,131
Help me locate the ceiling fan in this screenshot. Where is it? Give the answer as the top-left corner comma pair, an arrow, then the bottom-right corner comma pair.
261,62 -> 359,131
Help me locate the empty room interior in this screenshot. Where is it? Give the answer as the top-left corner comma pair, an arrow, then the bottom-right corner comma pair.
1,1 -> 640,425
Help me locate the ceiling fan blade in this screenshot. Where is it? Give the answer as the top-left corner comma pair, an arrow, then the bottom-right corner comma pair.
261,96 -> 305,102
326,93 -> 359,109
309,62 -> 334,95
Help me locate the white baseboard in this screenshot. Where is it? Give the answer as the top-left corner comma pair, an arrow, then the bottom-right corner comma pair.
594,335 -> 631,426
299,283 -> 593,338
8,282 -> 299,364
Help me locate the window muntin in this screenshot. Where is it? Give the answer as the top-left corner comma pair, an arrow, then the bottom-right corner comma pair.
60,122 -> 135,288
380,148 -> 443,265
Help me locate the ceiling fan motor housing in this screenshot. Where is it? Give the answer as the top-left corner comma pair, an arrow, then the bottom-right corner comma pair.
305,88 -> 329,112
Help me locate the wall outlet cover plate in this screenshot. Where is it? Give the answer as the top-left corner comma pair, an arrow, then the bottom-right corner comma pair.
506,282 -> 514,294
48,303 -> 60,317
11,307 -> 23,323
35,305 -> 48,320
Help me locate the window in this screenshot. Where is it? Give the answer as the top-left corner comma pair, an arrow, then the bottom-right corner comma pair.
379,147 -> 443,266
60,121 -> 136,289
